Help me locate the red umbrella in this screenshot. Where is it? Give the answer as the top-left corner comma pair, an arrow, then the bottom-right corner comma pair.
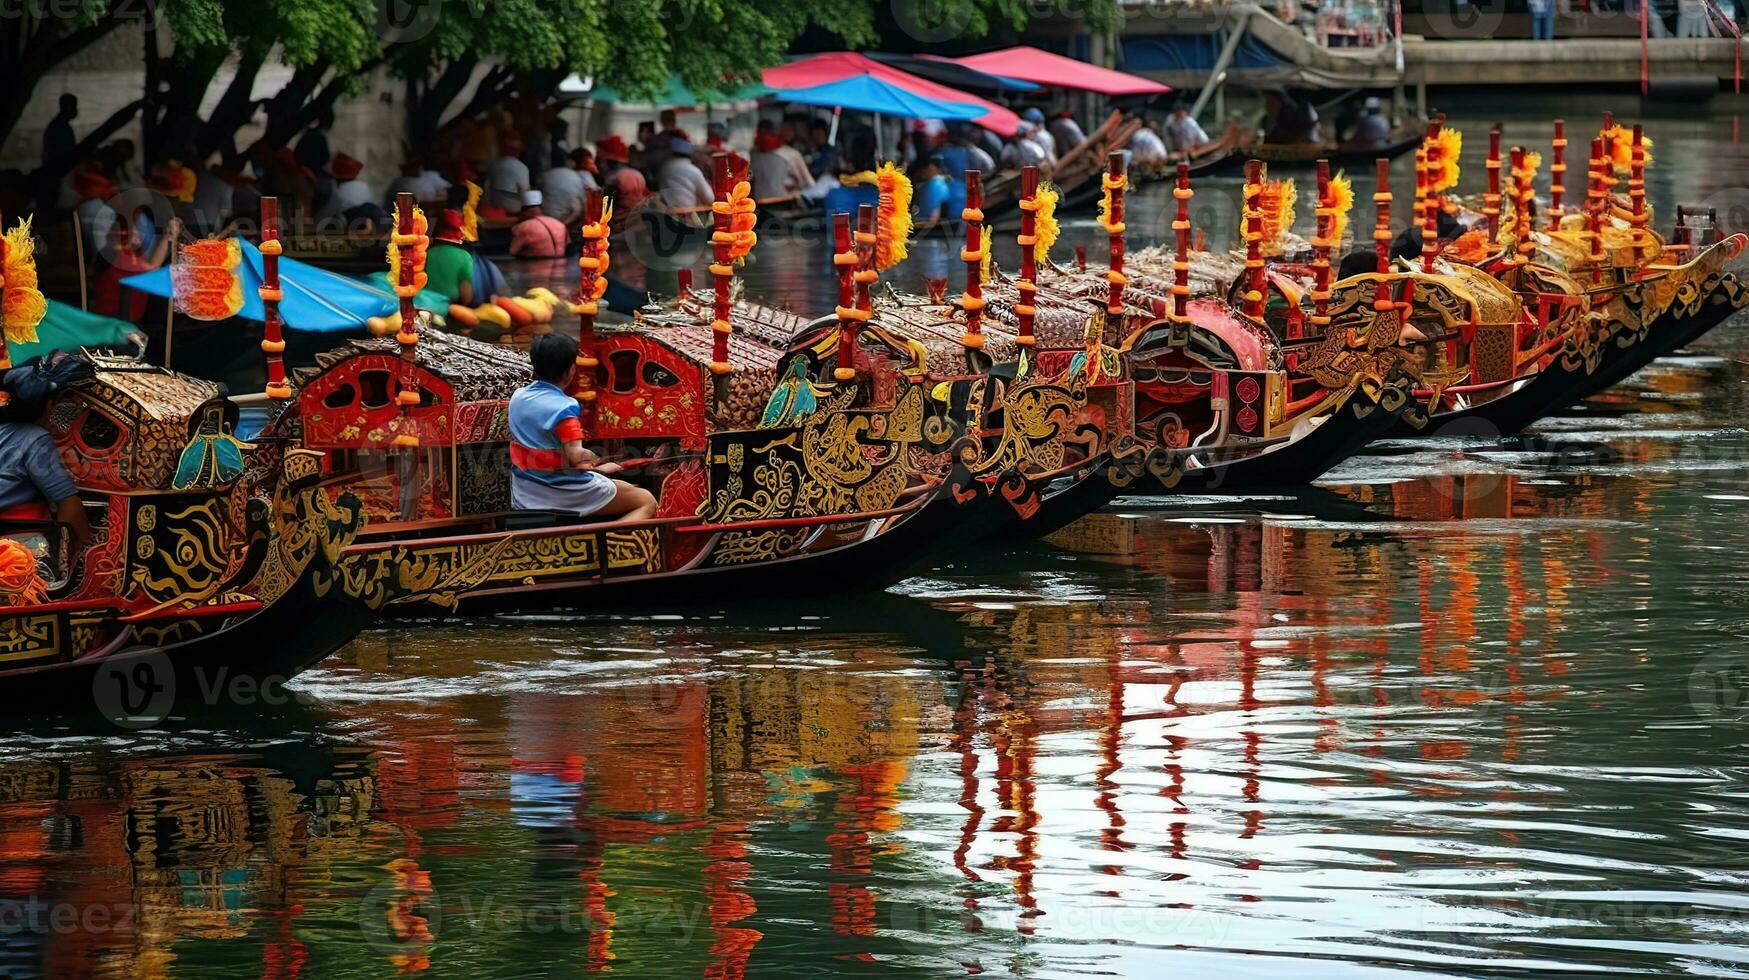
940,46 -> 1170,97
765,52 -> 1021,136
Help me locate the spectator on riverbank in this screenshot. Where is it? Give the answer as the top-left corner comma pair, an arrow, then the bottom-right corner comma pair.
509,191 -> 568,258
425,209 -> 476,305
317,154 -> 374,221
1022,108 -> 1058,164
912,156 -> 951,227
1003,123 -> 1050,172
1165,105 -> 1212,156
597,136 -> 647,213
656,140 -> 714,213
1347,97 -> 1392,148
1529,0 -> 1556,39
486,136 -> 533,214
1129,119 -> 1170,170
1050,111 -> 1088,154
39,94 -> 78,210
539,149 -> 597,224
385,157 -> 451,207
1263,92 -> 1321,144
750,129 -> 798,202
806,121 -> 839,178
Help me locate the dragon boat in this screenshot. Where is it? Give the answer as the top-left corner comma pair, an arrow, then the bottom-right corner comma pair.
774,159 -> 1142,538
244,186 -> 957,616
1348,118 -> 1749,438
0,353 -> 376,715
980,159 -> 1425,496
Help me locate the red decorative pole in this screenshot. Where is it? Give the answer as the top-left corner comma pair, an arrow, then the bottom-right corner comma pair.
1484,129 -> 1502,244
1015,165 -> 1039,346
1549,119 -> 1568,230
259,196 -> 290,399
391,191 -> 421,448
1241,159 -> 1266,322
1512,147 -> 1535,271
573,189 -> 606,408
1102,152 -> 1127,322
1628,124 -> 1649,254
1373,158 -> 1394,322
1310,160 -> 1334,337
708,154 -> 733,376
1587,136 -> 1606,285
831,213 -> 863,382
960,169 -> 986,351
1421,120 -> 1441,273
855,203 -> 877,322
1172,162 -> 1193,320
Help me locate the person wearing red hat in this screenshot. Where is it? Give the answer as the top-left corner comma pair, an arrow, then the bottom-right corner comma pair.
595,135 -> 646,212
317,153 -> 374,220
424,209 -> 475,305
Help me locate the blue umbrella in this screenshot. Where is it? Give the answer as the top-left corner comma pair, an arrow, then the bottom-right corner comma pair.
120,238 -> 396,332
770,74 -> 987,121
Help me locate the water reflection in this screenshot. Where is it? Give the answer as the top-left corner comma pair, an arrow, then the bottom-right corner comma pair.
7,95 -> 1749,977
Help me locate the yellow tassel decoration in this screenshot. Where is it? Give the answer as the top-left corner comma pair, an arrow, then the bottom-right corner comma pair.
461,181 -> 482,243
2,219 -> 46,347
1327,171 -> 1354,247
1430,127 -> 1463,193
979,225 -> 992,284
1097,172 -> 1130,234
1030,182 -> 1060,265
1258,178 -> 1297,255
873,162 -> 913,271
1603,124 -> 1651,175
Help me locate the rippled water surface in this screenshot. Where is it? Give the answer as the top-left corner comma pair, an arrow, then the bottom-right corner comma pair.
5,95 -> 1749,977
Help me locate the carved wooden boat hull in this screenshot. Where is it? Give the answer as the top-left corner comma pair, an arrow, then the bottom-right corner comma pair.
1114,379 -> 1418,494
356,482 -> 960,617
0,521 -> 374,719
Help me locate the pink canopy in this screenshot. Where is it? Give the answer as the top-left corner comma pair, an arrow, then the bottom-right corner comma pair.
944,46 -> 1170,97
764,52 -> 1021,137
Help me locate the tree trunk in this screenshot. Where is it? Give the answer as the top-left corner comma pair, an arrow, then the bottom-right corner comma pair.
201,49 -> 269,166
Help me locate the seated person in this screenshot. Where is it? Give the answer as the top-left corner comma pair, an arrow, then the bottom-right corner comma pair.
0,356 -> 94,558
508,335 -> 657,521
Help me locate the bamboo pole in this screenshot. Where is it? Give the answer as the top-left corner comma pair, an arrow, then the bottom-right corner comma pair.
70,212 -> 88,312
1103,152 -> 1126,322
1421,119 -> 1441,273
1172,162 -> 1193,321
1311,159 -> 1333,337
959,169 -> 986,351
1549,119 -> 1567,230
391,193 -> 420,448
1484,128 -> 1502,244
1373,158 -> 1394,323
708,153 -> 733,376
832,212 -> 861,381
1512,147 -> 1534,272
1015,165 -> 1039,346
260,196 -> 290,399
854,203 -> 876,324
164,217 -> 181,370
1241,159 -> 1266,323
1587,137 -> 1606,286
574,189 -> 605,409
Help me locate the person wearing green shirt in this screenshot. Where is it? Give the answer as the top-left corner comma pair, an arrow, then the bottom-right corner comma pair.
424,208 -> 475,305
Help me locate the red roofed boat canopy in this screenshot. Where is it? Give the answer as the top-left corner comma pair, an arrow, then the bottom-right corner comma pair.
764,52 -> 1022,136
936,46 -> 1171,96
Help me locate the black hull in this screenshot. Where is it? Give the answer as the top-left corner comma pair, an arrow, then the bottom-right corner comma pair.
1201,134 -> 1423,176
416,494 -> 966,618
1128,387 -> 1414,495
996,456 -> 1125,539
1403,286 -> 1745,438
1580,287 -> 1744,396
0,571 -> 375,720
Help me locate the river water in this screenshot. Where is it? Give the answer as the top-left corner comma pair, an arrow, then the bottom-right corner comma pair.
4,94 -> 1749,978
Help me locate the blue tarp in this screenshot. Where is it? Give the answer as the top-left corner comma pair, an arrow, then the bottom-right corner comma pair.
1121,34 -> 1289,74
771,75 -> 987,121
120,238 -> 396,332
